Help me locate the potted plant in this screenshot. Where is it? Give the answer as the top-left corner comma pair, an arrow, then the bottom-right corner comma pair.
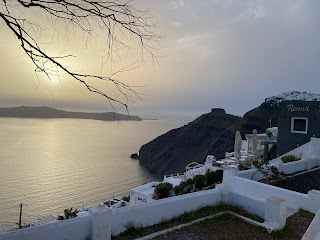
266,130 -> 273,140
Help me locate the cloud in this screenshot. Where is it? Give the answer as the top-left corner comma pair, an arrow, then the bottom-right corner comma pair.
168,0 -> 188,10
247,5 -> 266,19
2,0 -> 320,116
176,35 -> 204,48
171,21 -> 183,27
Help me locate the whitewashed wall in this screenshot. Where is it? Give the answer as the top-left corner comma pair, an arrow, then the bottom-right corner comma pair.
277,158 -> 320,175
0,214 -> 91,240
272,137 -> 320,164
3,162 -> 320,240
224,172 -> 320,213
129,181 -> 159,205
106,188 -> 222,235
230,191 -> 265,218
272,139 -> 312,163
235,169 -> 264,181
216,183 -> 287,230
310,138 -> 320,159
239,158 -> 320,178
0,188 -> 223,240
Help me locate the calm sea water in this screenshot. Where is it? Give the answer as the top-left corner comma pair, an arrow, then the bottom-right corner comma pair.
0,117 -> 186,231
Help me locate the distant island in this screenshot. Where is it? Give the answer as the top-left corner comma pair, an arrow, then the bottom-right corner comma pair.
0,106 -> 142,121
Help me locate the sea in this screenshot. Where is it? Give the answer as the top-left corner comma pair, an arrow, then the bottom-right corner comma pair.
0,115 -> 195,231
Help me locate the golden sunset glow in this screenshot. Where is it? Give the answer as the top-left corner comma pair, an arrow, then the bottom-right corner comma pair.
0,0 -> 319,115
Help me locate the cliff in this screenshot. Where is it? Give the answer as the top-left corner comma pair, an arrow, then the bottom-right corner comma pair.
0,106 -> 142,121
139,103 -> 278,175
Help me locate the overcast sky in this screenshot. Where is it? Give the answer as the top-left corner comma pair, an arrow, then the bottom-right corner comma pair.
1,0 -> 320,117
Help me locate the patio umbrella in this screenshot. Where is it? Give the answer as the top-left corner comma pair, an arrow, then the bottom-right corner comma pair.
252,129 -> 258,160
234,131 -> 242,161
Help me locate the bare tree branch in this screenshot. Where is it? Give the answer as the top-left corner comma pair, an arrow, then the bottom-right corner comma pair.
0,0 -> 160,111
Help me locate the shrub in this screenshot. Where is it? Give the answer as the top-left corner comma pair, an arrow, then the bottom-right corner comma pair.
193,175 -> 206,190
174,181 -> 194,195
205,170 -> 218,186
251,163 -> 286,185
63,207 -> 79,219
173,185 -> 182,196
186,178 -> 194,185
183,184 -> 194,194
216,170 -> 223,182
122,195 -> 130,202
281,155 -> 302,163
154,182 -> 173,199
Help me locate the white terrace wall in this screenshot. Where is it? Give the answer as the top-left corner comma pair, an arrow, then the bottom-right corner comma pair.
0,214 -> 91,240
130,181 -> 159,205
217,183 -> 287,230
103,188 -> 222,236
235,169 -> 264,181
230,191 -> 265,218
310,138 -> 320,159
0,189 -> 222,240
272,137 -> 320,163
272,139 -> 311,163
270,138 -> 320,174
224,171 -> 320,214
276,158 -> 320,175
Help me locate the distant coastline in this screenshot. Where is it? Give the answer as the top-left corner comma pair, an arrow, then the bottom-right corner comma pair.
141,118 -> 159,121
0,106 -> 142,121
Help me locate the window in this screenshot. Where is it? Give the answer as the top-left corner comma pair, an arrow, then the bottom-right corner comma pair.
291,117 -> 308,134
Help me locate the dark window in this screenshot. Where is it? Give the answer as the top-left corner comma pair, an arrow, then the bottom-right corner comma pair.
292,118 -> 307,133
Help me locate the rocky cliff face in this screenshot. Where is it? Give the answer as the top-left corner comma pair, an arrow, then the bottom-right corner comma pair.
139,103 -> 278,175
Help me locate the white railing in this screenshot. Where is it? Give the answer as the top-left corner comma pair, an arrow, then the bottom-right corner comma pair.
164,173 -> 185,180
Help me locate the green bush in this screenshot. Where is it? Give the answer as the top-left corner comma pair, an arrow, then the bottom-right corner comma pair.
186,178 -> 194,185
63,207 -> 79,219
122,195 -> 130,202
184,184 -> 194,193
193,175 -> 206,190
216,170 -> 223,182
154,182 -> 173,199
281,155 -> 302,163
174,181 -> 194,195
205,170 -> 218,186
173,185 -> 182,195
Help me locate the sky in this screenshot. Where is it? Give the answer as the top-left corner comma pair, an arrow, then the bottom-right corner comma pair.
1,0 -> 320,117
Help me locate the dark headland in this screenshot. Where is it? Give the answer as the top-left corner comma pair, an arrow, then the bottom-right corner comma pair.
0,106 -> 142,121
138,103 -> 279,175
